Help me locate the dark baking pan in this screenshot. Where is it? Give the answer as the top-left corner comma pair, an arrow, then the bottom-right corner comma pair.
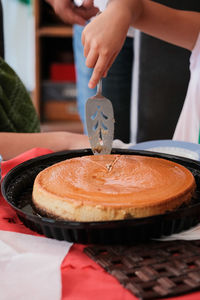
2,148 -> 200,245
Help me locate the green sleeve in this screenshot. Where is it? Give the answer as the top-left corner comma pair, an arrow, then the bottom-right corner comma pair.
0,57 -> 40,133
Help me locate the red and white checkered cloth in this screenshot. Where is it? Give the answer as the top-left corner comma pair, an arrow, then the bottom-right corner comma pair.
0,148 -> 199,300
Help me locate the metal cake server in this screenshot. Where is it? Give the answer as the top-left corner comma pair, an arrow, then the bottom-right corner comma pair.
85,80 -> 114,155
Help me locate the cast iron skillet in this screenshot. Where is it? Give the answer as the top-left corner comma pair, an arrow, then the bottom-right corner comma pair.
2,148 -> 200,245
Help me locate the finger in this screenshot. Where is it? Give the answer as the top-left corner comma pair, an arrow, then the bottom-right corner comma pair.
71,14 -> 87,25
62,9 -> 87,25
85,48 -> 99,68
83,42 -> 90,58
82,33 -> 90,57
81,29 -> 85,46
82,0 -> 95,9
76,7 -> 99,20
88,55 -> 108,88
103,52 -> 118,77
82,30 -> 92,58
55,3 -> 87,25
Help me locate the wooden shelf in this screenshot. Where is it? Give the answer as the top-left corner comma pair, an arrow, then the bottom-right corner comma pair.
33,0 -> 81,131
37,26 -> 73,37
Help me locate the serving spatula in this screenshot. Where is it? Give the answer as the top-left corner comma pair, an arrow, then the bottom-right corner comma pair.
85,80 -> 114,155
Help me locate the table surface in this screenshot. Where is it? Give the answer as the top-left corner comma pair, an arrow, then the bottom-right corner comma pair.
1,146 -> 200,300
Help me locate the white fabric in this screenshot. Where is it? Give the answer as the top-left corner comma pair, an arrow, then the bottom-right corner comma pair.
173,33 -> 200,143
112,139 -> 135,149
0,231 -> 72,300
94,0 -> 108,12
158,224 -> 200,241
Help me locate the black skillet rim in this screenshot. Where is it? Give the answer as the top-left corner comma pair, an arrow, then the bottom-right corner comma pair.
2,148 -> 200,243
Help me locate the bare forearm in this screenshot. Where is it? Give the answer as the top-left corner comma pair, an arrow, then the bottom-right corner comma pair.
0,132 -> 89,160
108,0 -> 200,50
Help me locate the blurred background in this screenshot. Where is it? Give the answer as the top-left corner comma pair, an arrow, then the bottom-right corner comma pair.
2,0 -> 200,143
2,0 -> 83,134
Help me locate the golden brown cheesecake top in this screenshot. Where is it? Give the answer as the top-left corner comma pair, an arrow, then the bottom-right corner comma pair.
34,155 -> 196,208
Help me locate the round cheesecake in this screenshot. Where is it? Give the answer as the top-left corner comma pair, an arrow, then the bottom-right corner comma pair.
32,155 -> 196,221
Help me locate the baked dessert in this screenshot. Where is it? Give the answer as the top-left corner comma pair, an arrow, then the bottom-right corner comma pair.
32,155 -> 196,221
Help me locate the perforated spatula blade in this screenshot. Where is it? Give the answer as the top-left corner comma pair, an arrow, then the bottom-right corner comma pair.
85,81 -> 114,155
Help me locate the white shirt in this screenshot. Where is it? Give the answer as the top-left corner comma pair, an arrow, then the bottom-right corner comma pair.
173,33 -> 200,143
94,0 -> 107,11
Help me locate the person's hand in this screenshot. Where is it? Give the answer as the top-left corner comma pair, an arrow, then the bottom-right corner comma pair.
82,3 -> 132,88
46,0 -> 99,26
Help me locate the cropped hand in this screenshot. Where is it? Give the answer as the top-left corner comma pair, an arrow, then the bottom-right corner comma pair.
82,5 -> 132,88
46,0 -> 99,25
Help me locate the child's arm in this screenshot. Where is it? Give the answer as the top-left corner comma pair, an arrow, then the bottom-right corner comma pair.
131,0 -> 200,51
0,132 -> 89,160
82,0 -> 200,88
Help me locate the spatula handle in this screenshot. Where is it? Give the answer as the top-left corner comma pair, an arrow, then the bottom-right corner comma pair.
97,80 -> 102,96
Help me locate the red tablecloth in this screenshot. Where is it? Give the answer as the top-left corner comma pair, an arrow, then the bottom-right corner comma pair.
0,148 -> 199,300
